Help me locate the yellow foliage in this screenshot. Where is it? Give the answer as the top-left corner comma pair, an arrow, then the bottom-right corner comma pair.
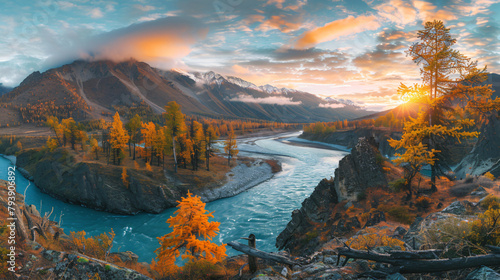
346,233 -> 405,251
145,162 -> 152,171
133,161 -> 140,169
70,229 -> 115,260
152,191 -> 226,277
469,206 -> 500,247
484,172 -> 495,181
46,137 -> 58,152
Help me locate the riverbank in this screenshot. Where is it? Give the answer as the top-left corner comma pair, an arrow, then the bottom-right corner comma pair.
12,147 -> 280,215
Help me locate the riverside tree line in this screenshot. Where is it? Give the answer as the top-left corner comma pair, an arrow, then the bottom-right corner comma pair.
44,101 -> 247,172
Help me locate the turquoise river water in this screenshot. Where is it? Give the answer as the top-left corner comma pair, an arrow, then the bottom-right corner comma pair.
0,132 -> 348,262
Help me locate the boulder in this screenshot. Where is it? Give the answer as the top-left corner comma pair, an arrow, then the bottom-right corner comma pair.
441,200 -> 469,215
465,266 -> 500,280
53,253 -> 152,280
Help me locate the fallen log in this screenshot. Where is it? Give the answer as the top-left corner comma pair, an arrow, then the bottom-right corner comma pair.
337,247 -> 500,274
227,241 -> 298,266
389,249 -> 442,259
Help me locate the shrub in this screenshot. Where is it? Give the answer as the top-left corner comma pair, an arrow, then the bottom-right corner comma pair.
77,257 -> 89,263
346,233 -> 405,250
480,195 -> 500,210
420,216 -> 475,257
71,229 -> 115,260
378,205 -> 414,225
469,206 -> 500,247
415,197 -> 432,210
484,172 -> 495,181
389,179 -> 406,192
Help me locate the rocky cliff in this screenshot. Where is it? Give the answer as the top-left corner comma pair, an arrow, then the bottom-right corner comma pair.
276,137 -> 387,254
15,148 -> 276,215
455,114 -> 500,179
16,149 -> 178,215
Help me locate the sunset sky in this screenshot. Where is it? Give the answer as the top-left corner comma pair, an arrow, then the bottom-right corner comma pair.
1,0 -> 499,111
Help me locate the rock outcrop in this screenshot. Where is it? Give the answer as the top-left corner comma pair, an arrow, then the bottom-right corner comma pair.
455,114 -> 500,179
276,137 -> 387,254
334,137 -> 387,201
16,149 -> 178,215
16,148 -> 276,215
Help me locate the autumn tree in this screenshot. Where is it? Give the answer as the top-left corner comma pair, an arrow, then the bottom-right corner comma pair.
164,101 -> 186,173
152,191 -> 226,277
109,112 -> 130,165
46,137 -> 58,152
205,125 -> 219,171
79,130 -> 89,152
125,114 -> 142,160
224,127 -> 238,166
399,20 -> 498,190
90,137 -> 101,160
141,122 -> 157,164
178,133 -> 193,169
190,121 -> 205,171
154,125 -> 171,167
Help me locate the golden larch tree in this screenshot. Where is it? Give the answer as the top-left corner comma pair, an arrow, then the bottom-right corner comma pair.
109,112 -> 130,165
224,127 -> 238,166
152,191 -> 226,277
164,101 -> 186,173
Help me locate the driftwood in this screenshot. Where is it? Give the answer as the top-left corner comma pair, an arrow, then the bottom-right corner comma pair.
227,241 -> 298,266
337,247 -> 500,274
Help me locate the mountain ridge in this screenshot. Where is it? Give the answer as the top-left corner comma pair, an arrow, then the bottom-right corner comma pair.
0,59 -> 372,123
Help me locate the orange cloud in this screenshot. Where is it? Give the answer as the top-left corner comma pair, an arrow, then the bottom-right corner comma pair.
295,15 -> 380,49
413,1 -> 457,23
232,64 -> 250,74
246,14 -> 302,33
375,0 -> 417,26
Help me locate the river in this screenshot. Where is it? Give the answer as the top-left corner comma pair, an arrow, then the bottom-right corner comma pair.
0,131 -> 348,262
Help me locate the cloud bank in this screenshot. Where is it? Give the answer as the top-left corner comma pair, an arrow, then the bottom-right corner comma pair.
43,17 -> 207,70
229,95 -> 302,105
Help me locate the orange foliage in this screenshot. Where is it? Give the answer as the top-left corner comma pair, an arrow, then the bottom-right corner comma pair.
152,191 -> 226,277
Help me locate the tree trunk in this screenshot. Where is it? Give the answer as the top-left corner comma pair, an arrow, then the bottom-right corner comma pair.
133,143 -> 136,160
173,136 -> 178,173
337,247 -> 500,274
227,241 -> 297,266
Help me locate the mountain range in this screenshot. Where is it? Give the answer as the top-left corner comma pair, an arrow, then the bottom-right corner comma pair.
0,60 -> 371,123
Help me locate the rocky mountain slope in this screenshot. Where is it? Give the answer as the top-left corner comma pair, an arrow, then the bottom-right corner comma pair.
0,59 -> 371,123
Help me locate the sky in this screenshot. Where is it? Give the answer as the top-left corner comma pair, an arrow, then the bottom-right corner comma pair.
0,0 -> 499,111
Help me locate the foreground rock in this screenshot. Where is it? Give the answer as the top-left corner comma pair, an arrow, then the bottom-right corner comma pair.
47,251 -> 152,280
276,137 -> 387,254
